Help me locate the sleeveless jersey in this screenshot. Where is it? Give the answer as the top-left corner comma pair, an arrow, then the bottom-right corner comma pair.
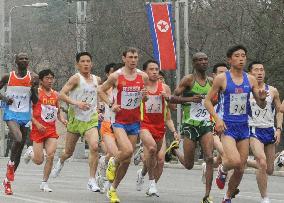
69,73 -> 98,122
115,69 -> 144,124
249,84 -> 274,128
3,71 -> 32,121
141,82 -> 166,127
182,78 -> 211,126
218,71 -> 251,123
32,88 -> 58,134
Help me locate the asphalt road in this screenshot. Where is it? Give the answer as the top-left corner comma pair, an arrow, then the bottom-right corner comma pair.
0,158 -> 283,203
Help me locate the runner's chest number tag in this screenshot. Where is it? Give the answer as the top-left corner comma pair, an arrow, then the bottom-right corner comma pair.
145,95 -> 162,113
230,93 -> 247,115
8,93 -> 30,113
41,104 -> 58,122
190,100 -> 209,121
121,91 -> 141,110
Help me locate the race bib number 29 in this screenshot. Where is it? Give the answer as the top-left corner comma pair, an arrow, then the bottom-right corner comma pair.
121,91 -> 141,110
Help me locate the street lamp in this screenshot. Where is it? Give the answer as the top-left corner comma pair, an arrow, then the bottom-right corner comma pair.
8,2 -> 48,69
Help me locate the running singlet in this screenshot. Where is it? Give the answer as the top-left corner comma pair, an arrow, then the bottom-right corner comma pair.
182,78 -> 211,126
69,73 -> 98,122
3,71 -> 32,121
32,88 -> 58,135
218,71 -> 251,122
141,82 -> 166,133
115,69 -> 144,124
249,84 -> 274,128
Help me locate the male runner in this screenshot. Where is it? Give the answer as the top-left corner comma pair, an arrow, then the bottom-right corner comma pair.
204,45 -> 267,203
245,61 -> 282,203
136,60 -> 179,196
24,69 -> 67,192
0,53 -> 38,195
51,52 -> 101,192
98,47 -> 148,203
166,52 -> 215,203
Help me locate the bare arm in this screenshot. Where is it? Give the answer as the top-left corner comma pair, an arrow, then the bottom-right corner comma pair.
57,100 -> 67,126
272,87 -> 283,144
59,74 -> 80,105
0,74 -> 11,102
249,75 -> 267,109
98,73 -> 117,106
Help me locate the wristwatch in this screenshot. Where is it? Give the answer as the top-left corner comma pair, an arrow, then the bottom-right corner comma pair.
276,127 -> 282,131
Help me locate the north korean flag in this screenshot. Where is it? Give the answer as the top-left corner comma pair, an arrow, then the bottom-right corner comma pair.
146,3 -> 176,70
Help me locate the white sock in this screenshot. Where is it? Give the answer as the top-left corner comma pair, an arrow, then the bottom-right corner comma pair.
149,179 -> 155,185
89,177 -> 96,183
4,178 -> 9,183
262,197 -> 269,201
224,194 -> 230,200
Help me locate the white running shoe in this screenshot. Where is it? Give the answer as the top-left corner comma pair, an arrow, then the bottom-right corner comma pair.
40,182 -> 53,192
136,169 -> 144,191
87,180 -> 100,192
261,197 -> 270,203
24,146 -> 33,164
201,162 -> 206,184
146,181 -> 159,197
51,159 -> 64,178
274,152 -> 284,170
134,146 -> 143,166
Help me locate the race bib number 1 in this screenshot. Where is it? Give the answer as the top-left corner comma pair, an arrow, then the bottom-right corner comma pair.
229,93 -> 247,115
121,91 -> 141,110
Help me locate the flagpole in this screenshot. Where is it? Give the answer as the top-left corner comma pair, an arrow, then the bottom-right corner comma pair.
175,0 -> 181,134
184,0 -> 189,75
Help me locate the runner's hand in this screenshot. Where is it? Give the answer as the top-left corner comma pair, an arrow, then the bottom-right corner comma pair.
215,118 -> 226,135
76,101 -> 91,111
173,131 -> 180,141
36,123 -> 47,133
141,88 -> 148,101
258,89 -> 268,101
191,95 -> 203,103
275,129 -> 281,145
112,104 -> 121,113
3,97 -> 13,105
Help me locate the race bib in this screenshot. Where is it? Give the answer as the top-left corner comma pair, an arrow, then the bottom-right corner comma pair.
229,93 -> 247,115
145,95 -> 162,114
8,93 -> 30,113
81,90 -> 97,107
121,91 -> 141,110
190,100 -> 210,121
41,104 -> 58,122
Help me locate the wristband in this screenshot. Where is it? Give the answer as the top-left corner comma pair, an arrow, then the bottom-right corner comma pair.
276,127 -> 282,131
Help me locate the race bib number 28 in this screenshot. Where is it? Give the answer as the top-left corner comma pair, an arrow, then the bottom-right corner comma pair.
121,91 -> 141,110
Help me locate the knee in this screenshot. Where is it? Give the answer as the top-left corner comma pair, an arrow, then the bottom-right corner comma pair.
33,157 -> 44,165
64,148 -> 74,158
204,156 -> 214,165
266,165 -> 274,175
89,142 -> 99,153
226,157 -> 241,169
46,152 -> 55,162
123,147 -> 134,159
121,158 -> 131,166
258,158 -> 267,171
147,145 -> 157,155
184,161 -> 194,170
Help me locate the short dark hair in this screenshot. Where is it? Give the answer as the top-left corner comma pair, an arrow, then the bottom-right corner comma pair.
76,52 -> 92,63
248,61 -> 262,72
213,63 -> 229,73
114,63 -> 124,69
159,70 -> 165,78
226,45 -> 247,58
122,47 -> 138,57
39,69 -> 55,80
142,59 -> 159,71
104,63 -> 116,74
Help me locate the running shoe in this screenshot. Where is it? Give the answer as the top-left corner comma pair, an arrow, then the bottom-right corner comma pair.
3,179 -> 13,195
222,198 -> 231,203
51,159 -> 64,178
107,187 -> 120,203
201,162 -> 206,184
40,182 -> 53,192
106,157 -> 117,182
24,146 -> 33,164
87,179 -> 100,192
231,188 -> 240,199
261,197 -> 270,203
215,165 -> 227,189
275,153 -> 284,169
165,140 -> 179,162
6,163 -> 14,182
201,195 -> 213,203
136,169 -> 144,191
146,181 -> 159,197
133,146 -> 143,166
